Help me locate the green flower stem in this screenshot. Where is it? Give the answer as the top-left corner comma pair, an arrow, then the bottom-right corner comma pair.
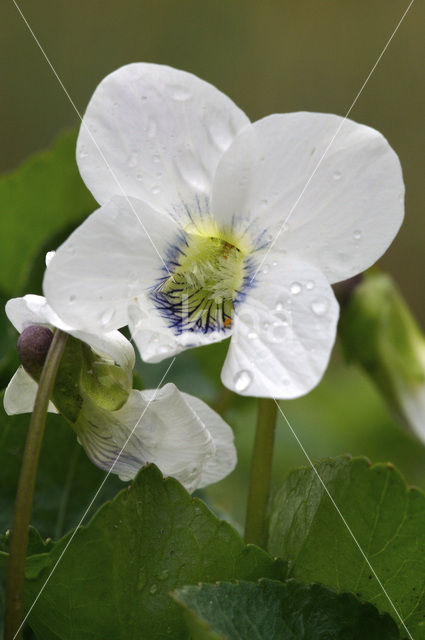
244,398 -> 277,548
5,329 -> 68,640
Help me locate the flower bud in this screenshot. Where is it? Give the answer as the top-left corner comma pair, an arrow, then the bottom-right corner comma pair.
339,271 -> 425,442
17,325 -> 53,381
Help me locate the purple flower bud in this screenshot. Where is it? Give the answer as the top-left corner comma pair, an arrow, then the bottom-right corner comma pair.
17,325 -> 53,381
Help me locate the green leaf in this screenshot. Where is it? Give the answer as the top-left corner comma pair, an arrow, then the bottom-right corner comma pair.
268,456 -> 425,639
10,465 -> 284,640
0,129 -> 96,297
173,579 -> 401,639
0,398 -> 123,539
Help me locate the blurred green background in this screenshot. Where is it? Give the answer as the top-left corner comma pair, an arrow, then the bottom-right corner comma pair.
1,0 -> 425,530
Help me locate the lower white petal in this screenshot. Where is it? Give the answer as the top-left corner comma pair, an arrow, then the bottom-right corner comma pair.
182,392 -> 236,488
128,295 -> 228,363
221,254 -> 339,398
4,366 -> 58,415
76,384 -> 220,492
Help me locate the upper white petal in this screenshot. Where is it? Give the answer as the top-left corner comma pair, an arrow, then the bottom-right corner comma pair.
4,366 -> 58,415
6,294 -> 135,371
77,63 -> 249,217
212,112 -> 404,283
43,195 -> 179,333
221,254 -> 339,398
76,384 -> 227,492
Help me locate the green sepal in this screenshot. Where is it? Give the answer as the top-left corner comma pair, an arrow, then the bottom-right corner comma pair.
79,343 -> 131,411
339,270 -> 425,416
51,335 -> 84,423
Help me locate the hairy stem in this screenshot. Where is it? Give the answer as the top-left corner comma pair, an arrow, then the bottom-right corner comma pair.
5,329 -> 68,640
244,397 -> 277,548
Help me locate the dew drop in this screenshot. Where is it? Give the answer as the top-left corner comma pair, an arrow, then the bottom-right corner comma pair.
204,111 -> 235,151
158,569 -> 169,581
151,185 -> 161,195
306,280 -> 315,290
333,170 -> 342,181
234,370 -> 252,392
247,330 -> 258,340
146,119 -> 157,139
153,153 -> 161,163
128,151 -> 138,168
290,282 -> 302,295
100,309 -> 115,326
262,264 -> 270,274
69,295 -> 76,303
185,222 -> 198,234
136,173 -> 143,181
353,229 -> 362,241
45,251 -> 55,267
311,298 -> 329,316
149,584 -> 158,595
167,84 -> 191,101
275,300 -> 285,312
263,322 -> 270,330
78,146 -> 88,159
272,260 -> 278,268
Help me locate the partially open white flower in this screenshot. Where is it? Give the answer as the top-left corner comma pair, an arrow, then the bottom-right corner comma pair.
44,63 -> 404,399
4,294 -> 236,492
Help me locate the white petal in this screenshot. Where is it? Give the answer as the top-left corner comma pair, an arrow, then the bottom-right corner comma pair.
77,63 -> 249,218
212,113 -> 404,283
43,195 -> 179,333
3,367 -> 58,415
71,329 -> 135,372
182,392 -> 236,488
128,295 -> 227,364
5,295 -> 62,333
76,384 -> 218,492
221,255 -> 339,398
6,295 -> 135,371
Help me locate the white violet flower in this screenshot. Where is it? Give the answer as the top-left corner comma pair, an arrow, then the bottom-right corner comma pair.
44,63 -> 404,398
4,294 -> 236,492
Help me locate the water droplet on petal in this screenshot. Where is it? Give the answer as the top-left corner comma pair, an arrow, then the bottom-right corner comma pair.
275,300 -> 285,311
167,84 -> 191,101
311,298 -> 329,316
333,170 -> 342,181
353,229 -> 362,240
306,280 -> 315,290
100,309 -> 115,326
128,151 -> 138,168
136,173 -> 143,181
45,251 -> 55,267
78,145 -> 88,159
151,185 -> 161,195
234,370 -> 252,392
272,260 -> 278,268
248,330 -> 258,340
290,282 -> 302,295
69,295 -> 76,303
153,154 -> 161,163
146,119 -> 157,139
158,569 -> 169,581
262,264 -> 270,274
